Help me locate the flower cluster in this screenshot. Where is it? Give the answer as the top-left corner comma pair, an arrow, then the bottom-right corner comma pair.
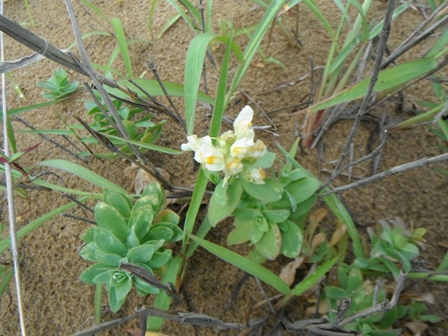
181,106 -> 267,185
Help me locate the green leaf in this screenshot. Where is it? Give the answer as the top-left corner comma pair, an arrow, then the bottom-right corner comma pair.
254,223 -> 281,260
146,250 -> 172,269
127,244 -> 159,263
79,264 -> 111,285
141,182 -> 166,215
103,189 -> 131,219
145,226 -> 174,242
109,78 -> 214,105
249,151 -> 276,169
347,267 -> 363,293
262,209 -> 290,223
80,227 -> 95,243
242,177 -> 283,202
129,204 -> 154,241
153,209 -> 179,225
111,18 -> 133,77
208,179 -> 243,226
38,159 -> 127,194
95,250 -> 122,267
227,220 -> 253,245
285,177 -> 320,204
289,194 -> 318,220
292,256 -> 340,296
79,242 -> 99,262
250,223 -> 264,245
108,286 -> 126,313
309,57 -> 439,113
153,222 -> 183,242
126,227 -> 140,249
93,270 -> 113,285
134,276 -> 159,296
94,202 -> 128,242
190,235 -> 291,295
280,220 -> 303,258
325,286 -> 347,300
94,227 -> 128,257
115,276 -> 132,302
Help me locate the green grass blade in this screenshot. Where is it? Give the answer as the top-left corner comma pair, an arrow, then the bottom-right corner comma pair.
3,99 -> 66,118
109,78 -> 214,105
228,0 -> 288,97
38,159 -> 127,194
156,13 -> 182,39
324,193 -> 364,259
111,18 -> 133,77
206,0 -> 213,33
0,197 -> 88,254
5,117 -> 17,153
309,57 -> 438,113
393,102 -> 445,129
302,0 -> 334,40
209,33 -> 233,137
146,256 -> 183,331
166,0 -> 200,33
182,169 -> 208,254
189,235 -> 291,295
24,0 -> 35,27
148,0 -> 158,39
427,26 -> 448,58
185,32 -> 219,135
66,30 -> 112,49
0,266 -> 14,297
291,256 -> 339,295
186,215 -> 211,258
94,284 -> 103,324
98,133 -> 182,155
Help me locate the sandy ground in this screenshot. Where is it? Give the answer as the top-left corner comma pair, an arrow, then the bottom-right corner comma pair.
1,0 -> 447,335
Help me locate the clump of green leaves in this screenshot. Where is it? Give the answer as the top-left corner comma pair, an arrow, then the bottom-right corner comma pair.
354,218 -> 425,279
37,68 -> 79,100
325,264 -> 405,336
224,159 -> 320,261
79,182 -> 183,312
83,92 -> 165,156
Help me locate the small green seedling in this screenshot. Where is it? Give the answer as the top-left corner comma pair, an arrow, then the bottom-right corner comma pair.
37,68 -> 79,100
79,182 -> 183,312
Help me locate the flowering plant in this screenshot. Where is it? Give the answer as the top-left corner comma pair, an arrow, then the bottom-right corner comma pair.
182,107 -> 320,261
181,106 -> 269,186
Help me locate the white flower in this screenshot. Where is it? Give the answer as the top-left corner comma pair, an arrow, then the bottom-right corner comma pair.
230,137 -> 254,159
234,105 -> 255,140
245,167 -> 266,184
248,140 -> 267,158
181,135 -> 212,152
194,143 -> 225,171
223,156 -> 244,176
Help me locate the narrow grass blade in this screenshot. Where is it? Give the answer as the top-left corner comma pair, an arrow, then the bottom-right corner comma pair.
309,57 -> 438,113
393,102 -> 445,129
189,235 -> 291,295
185,33 -> 218,135
109,78 -> 214,104
291,256 -> 339,295
38,159 -> 127,194
228,0 -> 288,98
166,0 -> 200,33
156,13 -> 181,39
3,99 -> 66,118
66,30 -> 112,49
0,266 -> 14,297
146,256 -> 183,331
302,0 -> 334,40
148,0 -> 158,39
206,0 -> 213,33
97,133 -> 182,155
182,169 -> 208,254
94,284 -> 103,324
111,18 -> 133,77
209,33 -> 233,137
0,197 -> 88,254
324,193 -> 364,259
